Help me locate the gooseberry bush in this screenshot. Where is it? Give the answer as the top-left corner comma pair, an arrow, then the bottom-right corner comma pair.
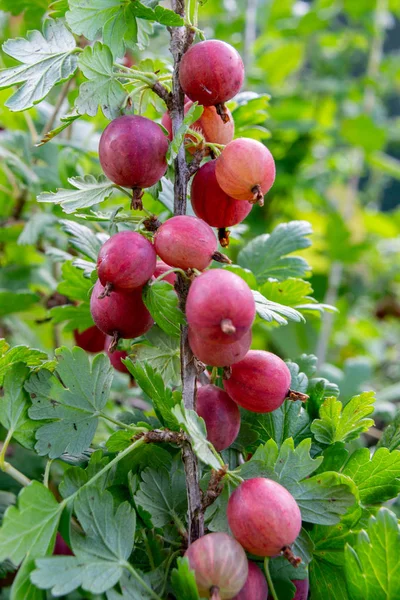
0,2 -> 399,600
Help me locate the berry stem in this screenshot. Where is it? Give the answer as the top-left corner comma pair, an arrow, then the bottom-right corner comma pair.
281,545 -> 302,567
108,331 -> 119,353
287,389 -> 309,403
210,586 -> 221,600
264,558 -> 279,600
212,251 -> 232,265
153,267 -> 188,284
215,103 -> 230,123
251,184 -> 264,206
218,228 -> 230,247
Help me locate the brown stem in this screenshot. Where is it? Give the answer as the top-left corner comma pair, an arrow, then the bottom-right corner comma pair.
251,184 -> 264,206
218,228 -> 230,247
222,366 -> 232,380
202,465 -> 228,511
143,215 -> 162,232
144,429 -> 187,445
131,187 -> 144,210
220,319 -> 236,335
187,147 -> 208,177
98,281 -> 113,299
287,389 -> 309,403
281,545 -> 302,567
212,251 -> 232,265
169,0 -> 204,544
108,331 -> 119,353
215,103 -> 230,123
210,586 -> 221,600
152,81 -> 173,110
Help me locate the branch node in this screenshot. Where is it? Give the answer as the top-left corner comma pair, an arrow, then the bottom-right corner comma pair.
143,215 -> 162,232
287,389 -> 309,403
202,465 -> 228,511
281,545 -> 302,567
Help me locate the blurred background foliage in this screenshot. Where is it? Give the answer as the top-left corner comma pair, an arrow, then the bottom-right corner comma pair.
0,0 -> 399,433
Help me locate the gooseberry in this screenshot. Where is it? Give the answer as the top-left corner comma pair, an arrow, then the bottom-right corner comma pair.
196,384 -> 240,451
186,269 -> 255,344
189,328 -> 251,367
162,101 -> 234,147
185,532 -> 248,599
227,478 -> 302,557
223,350 -> 291,413
154,260 -> 177,285
233,561 -> 268,600
105,336 -> 129,374
73,326 -> 106,353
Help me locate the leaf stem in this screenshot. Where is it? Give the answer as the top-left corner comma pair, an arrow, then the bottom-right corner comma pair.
123,561 -> 163,600
99,411 -> 148,434
43,459 -> 53,488
1,461 -> 31,487
264,557 -> 279,600
153,268 -> 188,283
0,428 -> 14,470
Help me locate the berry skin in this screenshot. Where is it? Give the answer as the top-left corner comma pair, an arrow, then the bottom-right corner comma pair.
179,40 -> 245,106
54,533 -> 73,556
223,350 -> 291,413
99,115 -> 168,189
216,139 -> 275,204
189,327 -> 251,367
232,561 -> 269,600
227,478 -> 302,557
73,326 -> 106,353
186,269 -> 255,344
97,231 -> 156,293
105,336 -> 129,374
184,532 -> 248,599
292,579 -> 309,600
191,160 -> 252,228
196,384 -> 241,451
90,280 -> 153,341
154,215 -> 218,271
154,260 -> 177,286
162,101 -> 234,147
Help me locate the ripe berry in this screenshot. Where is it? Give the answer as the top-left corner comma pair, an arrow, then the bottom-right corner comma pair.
232,561 -> 268,600
216,139 -> 275,204
99,115 -> 168,192
196,384 -> 240,451
97,231 -> 156,294
73,326 -> 106,353
227,478 -> 301,557
191,160 -> 252,228
224,350 -> 291,413
154,215 -> 219,271
54,533 -> 73,556
292,579 -> 309,600
179,40 -> 244,107
105,336 -> 129,374
185,532 -> 248,599
90,280 -> 153,342
189,328 -> 251,367
162,101 -> 234,147
186,269 -> 255,344
154,260 -> 177,285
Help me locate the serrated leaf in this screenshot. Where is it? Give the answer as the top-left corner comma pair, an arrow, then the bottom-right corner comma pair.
0,290 -> 39,317
309,560 -> 349,600
285,360 -> 309,393
25,347 -> 113,458
143,281 -> 185,337
253,290 -> 305,326
0,363 -> 41,449
260,277 -> 332,318
0,19 -> 77,111
60,219 -> 107,261
31,488 -> 136,595
269,556 -> 307,600
172,403 -> 222,470
0,341 -> 48,386
168,102 -> 204,162
50,303 -> 93,332
106,430 -> 137,453
258,438 -> 323,488
10,554 -> 45,600
38,175 -> 116,214
238,221 -> 312,284
106,570 -> 156,599
342,447 -> 400,505
76,42 -> 127,119
171,557 -> 200,600
57,261 -> 92,302
36,113 -> 81,146
0,482 -> 62,565
133,3 -> 184,26
242,400 -> 311,448
134,466 -> 187,529
378,410 -> 400,451
125,361 -> 180,430
311,392 -> 375,445
344,509 -> 400,600
131,326 -> 181,386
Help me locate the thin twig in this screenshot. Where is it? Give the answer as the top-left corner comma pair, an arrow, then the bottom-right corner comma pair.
41,78 -> 74,139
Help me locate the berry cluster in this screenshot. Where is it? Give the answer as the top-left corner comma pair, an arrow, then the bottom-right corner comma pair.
73,39 -> 306,599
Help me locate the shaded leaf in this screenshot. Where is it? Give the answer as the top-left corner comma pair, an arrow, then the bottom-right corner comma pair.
38,175 -> 115,214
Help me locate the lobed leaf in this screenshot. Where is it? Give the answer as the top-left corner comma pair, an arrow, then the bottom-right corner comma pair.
38,175 -> 116,214
143,281 -> 186,337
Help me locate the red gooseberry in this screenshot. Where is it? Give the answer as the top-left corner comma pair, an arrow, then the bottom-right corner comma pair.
196,384 -> 241,451
189,327 -> 251,367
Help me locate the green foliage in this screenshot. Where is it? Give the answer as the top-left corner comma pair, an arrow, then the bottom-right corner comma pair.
143,281 -> 185,337
171,558 -> 200,600
38,175 -> 116,213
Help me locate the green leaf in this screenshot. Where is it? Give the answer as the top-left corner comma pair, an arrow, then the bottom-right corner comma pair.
0,0 -> 47,28
378,410 -> 400,451
168,102 -> 204,162
57,261 -> 93,302
106,430 -> 137,453
0,341 -> 48,386
269,556 -> 307,600
344,509 -> 400,600
259,438 -> 323,488
49,303 -> 93,332
0,363 -> 40,449
341,115 -> 387,153
134,466 -> 187,529
66,0 -> 122,40
38,174 -> 116,214
0,290 -> 39,317
125,361 -> 180,430
311,392 -> 375,445
253,290 -> 305,326
342,447 -> 400,505
0,482 -> 62,564
171,557 -> 200,600
238,221 -> 312,284
132,3 -> 185,26
242,400 -> 311,448
131,326 -> 181,386
60,219 -> 106,262
25,347 -> 113,458
31,488 -> 136,595
0,19 -> 77,111
172,403 -> 222,470
10,554 -> 45,600
36,113 -> 81,146
368,151 -> 400,180
76,42 -> 127,119
106,571 -> 155,599
260,278 -> 334,318
143,281 -> 185,337
309,560 -> 349,600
